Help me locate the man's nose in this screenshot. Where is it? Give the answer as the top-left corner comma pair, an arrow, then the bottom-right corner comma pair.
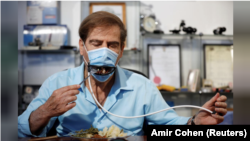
102,42 -> 108,47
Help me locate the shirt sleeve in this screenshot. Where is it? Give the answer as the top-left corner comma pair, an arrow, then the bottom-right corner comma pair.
144,81 -> 191,125
18,78 -> 57,137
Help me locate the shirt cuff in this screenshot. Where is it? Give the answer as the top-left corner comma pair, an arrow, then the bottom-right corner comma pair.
18,110 -> 47,137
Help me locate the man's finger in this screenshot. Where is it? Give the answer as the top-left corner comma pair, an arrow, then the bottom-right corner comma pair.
215,102 -> 227,108
217,95 -> 227,102
215,108 -> 227,116
65,96 -> 77,103
212,114 -> 224,123
203,93 -> 220,107
65,102 -> 76,111
58,85 -> 81,94
63,90 -> 80,96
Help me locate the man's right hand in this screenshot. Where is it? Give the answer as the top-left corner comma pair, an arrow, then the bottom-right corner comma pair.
41,84 -> 80,118
29,84 -> 80,135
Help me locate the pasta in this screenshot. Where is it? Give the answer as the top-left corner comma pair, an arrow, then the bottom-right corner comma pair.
98,125 -> 127,138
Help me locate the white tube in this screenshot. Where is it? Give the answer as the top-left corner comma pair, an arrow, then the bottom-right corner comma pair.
87,72 -> 212,118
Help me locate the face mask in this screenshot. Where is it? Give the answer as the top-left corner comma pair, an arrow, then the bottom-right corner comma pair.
82,41 -> 119,82
88,47 -> 118,67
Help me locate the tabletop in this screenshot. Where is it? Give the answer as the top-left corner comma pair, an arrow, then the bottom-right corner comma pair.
18,136 -> 147,141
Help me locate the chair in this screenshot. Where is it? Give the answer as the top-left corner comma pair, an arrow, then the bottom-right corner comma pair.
122,68 -> 148,78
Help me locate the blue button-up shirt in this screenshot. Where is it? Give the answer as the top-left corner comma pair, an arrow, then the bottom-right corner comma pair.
18,62 -> 190,137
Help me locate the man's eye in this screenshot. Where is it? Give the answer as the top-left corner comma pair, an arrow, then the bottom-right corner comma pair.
109,45 -> 118,48
92,43 -> 100,47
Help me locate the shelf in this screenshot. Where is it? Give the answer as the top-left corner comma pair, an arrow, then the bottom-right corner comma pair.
19,48 -> 79,54
142,33 -> 233,38
141,33 -> 233,41
123,48 -> 141,52
19,47 -> 141,53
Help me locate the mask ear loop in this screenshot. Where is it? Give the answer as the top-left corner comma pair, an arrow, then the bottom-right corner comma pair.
78,41 -> 92,86
114,48 -> 122,66
82,41 -> 89,64
82,41 -> 91,72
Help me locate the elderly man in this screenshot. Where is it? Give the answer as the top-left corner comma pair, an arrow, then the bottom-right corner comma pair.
18,11 -> 227,137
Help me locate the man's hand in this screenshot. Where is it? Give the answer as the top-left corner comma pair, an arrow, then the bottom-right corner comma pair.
41,84 -> 81,118
192,93 -> 227,125
29,84 -> 80,135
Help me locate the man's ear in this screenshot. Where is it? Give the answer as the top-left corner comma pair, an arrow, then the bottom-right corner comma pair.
79,39 -> 84,56
120,45 -> 125,58
115,45 -> 125,66
80,39 -> 90,63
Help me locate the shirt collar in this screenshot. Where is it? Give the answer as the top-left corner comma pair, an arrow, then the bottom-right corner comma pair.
74,62 -> 85,89
113,65 -> 133,92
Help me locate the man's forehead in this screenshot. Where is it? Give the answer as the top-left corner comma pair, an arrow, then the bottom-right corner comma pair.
87,26 -> 120,42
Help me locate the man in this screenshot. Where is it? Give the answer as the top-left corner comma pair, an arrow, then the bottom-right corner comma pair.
18,11 -> 227,137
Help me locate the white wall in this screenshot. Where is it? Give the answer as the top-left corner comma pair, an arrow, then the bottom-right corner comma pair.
125,1 -> 140,48
141,1 -> 233,35
60,1 -> 81,47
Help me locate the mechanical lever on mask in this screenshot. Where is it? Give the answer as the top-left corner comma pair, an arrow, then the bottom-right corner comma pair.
78,62 -> 91,86
78,68 -> 97,86
87,62 -> 91,72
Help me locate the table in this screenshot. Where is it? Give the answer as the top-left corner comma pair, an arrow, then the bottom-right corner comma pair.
18,136 -> 147,141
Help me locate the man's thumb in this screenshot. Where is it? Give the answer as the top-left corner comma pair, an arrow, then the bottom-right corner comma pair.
203,93 -> 220,107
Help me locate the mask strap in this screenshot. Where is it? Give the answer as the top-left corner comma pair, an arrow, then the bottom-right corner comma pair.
82,41 -> 88,53
81,41 -> 90,66
115,49 -> 122,66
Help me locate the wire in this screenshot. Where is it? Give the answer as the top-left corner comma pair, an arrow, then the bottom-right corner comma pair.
87,72 -> 213,119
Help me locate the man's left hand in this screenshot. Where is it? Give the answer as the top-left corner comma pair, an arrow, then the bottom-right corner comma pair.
193,93 -> 227,125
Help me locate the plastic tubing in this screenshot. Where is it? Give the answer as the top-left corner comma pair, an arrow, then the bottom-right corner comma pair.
87,72 -> 213,119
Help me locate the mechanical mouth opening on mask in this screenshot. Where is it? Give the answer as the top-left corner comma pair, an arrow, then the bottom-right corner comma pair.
89,65 -> 116,75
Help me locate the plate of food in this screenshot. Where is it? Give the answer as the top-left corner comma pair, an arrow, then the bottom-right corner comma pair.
67,125 -> 133,140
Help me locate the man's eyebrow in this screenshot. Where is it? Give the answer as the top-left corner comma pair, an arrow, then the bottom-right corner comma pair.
89,39 -> 103,43
107,41 -> 119,45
